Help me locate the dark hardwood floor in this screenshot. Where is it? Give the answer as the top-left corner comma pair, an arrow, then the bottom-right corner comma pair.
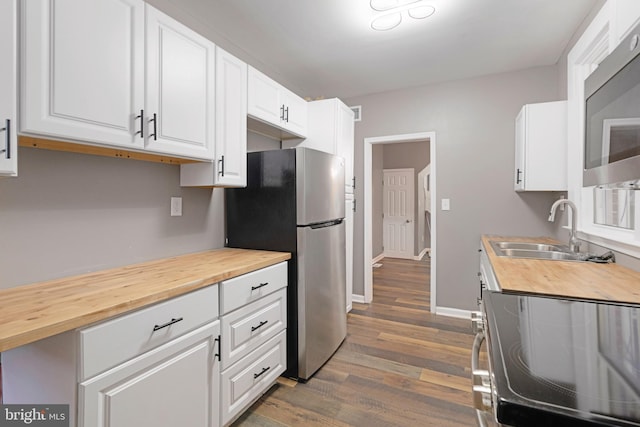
232,257 -> 478,426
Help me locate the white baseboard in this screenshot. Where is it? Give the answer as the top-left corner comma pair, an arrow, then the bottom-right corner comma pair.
371,253 -> 384,264
434,306 -> 472,320
352,294 -> 366,304
414,248 -> 430,260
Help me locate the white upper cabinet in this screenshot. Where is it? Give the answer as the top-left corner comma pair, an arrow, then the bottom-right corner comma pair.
283,98 -> 354,193
21,1 -> 215,161
21,0 -> 145,150
0,0 -> 17,176
180,47 -> 247,187
614,0 -> 640,42
213,48 -> 247,187
514,101 -> 567,192
144,5 -> 215,160
247,66 -> 307,139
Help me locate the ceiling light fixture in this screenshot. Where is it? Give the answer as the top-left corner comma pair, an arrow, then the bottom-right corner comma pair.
370,0 -> 435,31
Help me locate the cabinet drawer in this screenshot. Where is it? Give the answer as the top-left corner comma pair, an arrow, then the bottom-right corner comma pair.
220,262 -> 287,314
221,288 -> 286,370
79,284 -> 219,380
220,331 -> 286,426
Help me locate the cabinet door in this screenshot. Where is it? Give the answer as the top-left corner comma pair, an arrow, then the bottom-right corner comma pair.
280,88 -> 308,138
79,321 -> 220,427
336,102 -> 355,193
514,107 -> 526,191
144,5 -> 215,160
345,196 -> 354,313
0,0 -> 17,176
247,67 -> 282,126
21,0 -> 145,149
214,48 -> 247,187
615,0 -> 640,42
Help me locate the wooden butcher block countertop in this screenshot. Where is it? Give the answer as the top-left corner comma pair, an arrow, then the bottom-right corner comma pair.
482,235 -> 640,304
0,248 -> 290,352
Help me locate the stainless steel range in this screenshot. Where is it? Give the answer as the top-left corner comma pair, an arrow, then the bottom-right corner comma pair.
473,290 -> 640,427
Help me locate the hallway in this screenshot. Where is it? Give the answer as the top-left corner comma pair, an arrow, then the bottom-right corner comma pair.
233,257 -> 477,426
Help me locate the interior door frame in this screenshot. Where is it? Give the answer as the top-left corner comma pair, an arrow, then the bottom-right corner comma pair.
364,131 -> 436,311
382,167 -> 415,259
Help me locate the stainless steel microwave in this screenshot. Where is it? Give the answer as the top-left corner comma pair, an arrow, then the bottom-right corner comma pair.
584,23 -> 640,187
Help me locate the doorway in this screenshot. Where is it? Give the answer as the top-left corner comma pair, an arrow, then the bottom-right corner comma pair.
364,131 -> 436,311
383,168 -> 415,259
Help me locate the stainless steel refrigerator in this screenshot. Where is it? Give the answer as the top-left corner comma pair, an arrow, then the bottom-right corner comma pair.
225,147 -> 347,381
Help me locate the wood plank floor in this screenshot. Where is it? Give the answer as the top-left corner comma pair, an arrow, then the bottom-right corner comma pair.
232,257 -> 478,427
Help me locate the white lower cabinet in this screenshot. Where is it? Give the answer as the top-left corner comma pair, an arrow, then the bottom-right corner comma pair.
218,263 -> 288,426
220,331 -> 286,425
79,321 -> 220,427
1,264 -> 288,427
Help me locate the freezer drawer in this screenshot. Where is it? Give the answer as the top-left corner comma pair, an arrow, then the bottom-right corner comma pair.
296,221 -> 347,380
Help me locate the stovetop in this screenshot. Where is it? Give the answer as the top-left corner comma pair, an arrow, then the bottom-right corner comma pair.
484,291 -> 640,427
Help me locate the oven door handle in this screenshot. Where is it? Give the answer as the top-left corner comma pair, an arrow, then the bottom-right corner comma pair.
471,331 -> 494,418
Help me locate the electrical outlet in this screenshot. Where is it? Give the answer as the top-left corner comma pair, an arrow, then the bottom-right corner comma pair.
170,197 -> 182,217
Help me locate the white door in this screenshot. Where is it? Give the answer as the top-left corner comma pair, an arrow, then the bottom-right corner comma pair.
79,322 -> 220,427
383,169 -> 415,259
0,0 -> 17,176
214,48 -> 247,187
280,88 -> 307,137
21,0 -> 145,148
247,67 -> 282,126
145,5 -> 215,160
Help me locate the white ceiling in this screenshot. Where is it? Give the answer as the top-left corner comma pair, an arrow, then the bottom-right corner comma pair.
164,0 -> 602,100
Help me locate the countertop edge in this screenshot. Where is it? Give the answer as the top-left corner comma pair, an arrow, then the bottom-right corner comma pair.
0,249 -> 291,352
481,235 -> 640,305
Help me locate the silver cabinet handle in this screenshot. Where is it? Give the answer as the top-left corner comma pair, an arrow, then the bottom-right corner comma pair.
0,119 -> 10,159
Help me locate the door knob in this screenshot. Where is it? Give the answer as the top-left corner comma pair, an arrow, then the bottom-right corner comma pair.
406,220 -> 411,223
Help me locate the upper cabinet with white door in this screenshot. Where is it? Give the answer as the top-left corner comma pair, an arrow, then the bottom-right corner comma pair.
21,0 -> 215,161
0,0 -> 17,177
180,47 -> 247,187
283,98 -> 355,193
143,5 -> 215,160
514,100 -> 567,192
613,0 -> 640,43
21,0 -> 146,150
247,66 -> 307,139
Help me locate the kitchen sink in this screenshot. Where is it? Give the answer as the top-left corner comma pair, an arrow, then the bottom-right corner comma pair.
491,241 -> 566,252
489,240 -> 585,261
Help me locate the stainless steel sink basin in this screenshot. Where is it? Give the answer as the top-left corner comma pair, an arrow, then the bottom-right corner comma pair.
489,240 -> 584,261
491,241 -> 566,252
497,248 -> 583,261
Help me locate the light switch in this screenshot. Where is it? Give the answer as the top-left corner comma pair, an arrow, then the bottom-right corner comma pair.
441,198 -> 450,211
171,197 -> 182,216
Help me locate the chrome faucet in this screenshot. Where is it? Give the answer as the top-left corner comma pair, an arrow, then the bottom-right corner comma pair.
548,199 -> 581,253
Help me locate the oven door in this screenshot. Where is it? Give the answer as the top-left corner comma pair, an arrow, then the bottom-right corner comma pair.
471,311 -> 502,427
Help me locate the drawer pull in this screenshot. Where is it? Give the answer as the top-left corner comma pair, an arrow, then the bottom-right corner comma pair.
153,317 -> 184,332
251,282 -> 269,291
251,320 -> 269,332
253,366 -> 271,380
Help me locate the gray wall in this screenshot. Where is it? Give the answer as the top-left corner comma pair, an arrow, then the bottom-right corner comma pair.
374,141 -> 430,257
346,65 -> 565,311
0,148 -> 224,288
